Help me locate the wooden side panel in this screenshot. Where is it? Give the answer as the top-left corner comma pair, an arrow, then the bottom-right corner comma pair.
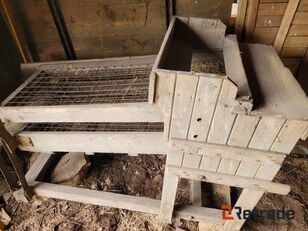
175,0 -> 233,25
248,116 -> 286,151
155,71 -> 176,139
188,77 -> 223,142
271,120 -> 308,153
227,114 -> 261,178
170,74 -> 198,139
207,79 -> 237,144
227,115 -> 260,148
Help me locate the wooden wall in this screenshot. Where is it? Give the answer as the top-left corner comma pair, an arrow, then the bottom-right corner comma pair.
0,13 -> 23,101
249,0 -> 288,44
9,0 -> 167,61
175,0 -> 233,25
4,0 -> 233,62
238,0 -> 308,76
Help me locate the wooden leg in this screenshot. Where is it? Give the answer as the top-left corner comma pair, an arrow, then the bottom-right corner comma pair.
160,168 -> 179,222
223,189 -> 263,231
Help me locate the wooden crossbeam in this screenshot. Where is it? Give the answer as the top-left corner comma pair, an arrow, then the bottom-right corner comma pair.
274,0 -> 301,54
26,153 -> 223,225
18,132 -> 168,155
171,138 -> 286,165
0,103 -> 163,123
168,165 -> 290,195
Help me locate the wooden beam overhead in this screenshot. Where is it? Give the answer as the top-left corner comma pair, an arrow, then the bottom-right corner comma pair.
274,0 -> 301,54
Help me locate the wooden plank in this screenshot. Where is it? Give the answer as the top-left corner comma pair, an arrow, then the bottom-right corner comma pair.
17,132 -> 168,155
235,0 -> 248,38
187,76 -> 222,141
174,0 -> 233,25
245,0 -> 260,41
249,116 -> 286,151
154,70 -> 176,139
281,47 -> 307,57
188,18 -> 226,51
34,181 -> 161,214
254,27 -> 279,38
258,3 -> 288,10
260,0 -> 288,2
281,57 -> 302,75
228,115 -> 260,147
293,12 -> 308,24
227,113 -> 260,178
271,120 -> 308,153
26,153 -> 55,183
0,103 -> 163,123
152,17 -> 176,70
207,79 -> 237,144
182,153 -> 202,169
217,158 -> 240,174
246,44 -> 307,120
284,36 -> 308,47
236,161 -> 261,177
170,74 -> 198,139
160,148 -> 183,222
224,158 -> 283,230
31,179 -> 223,224
298,0 -> 308,12
258,3 -> 287,16
168,165 -> 290,195
255,15 -> 283,28
199,156 -> 221,172
288,25 -> 308,36
174,205 -> 223,225
171,138 -> 286,166
223,35 -> 252,114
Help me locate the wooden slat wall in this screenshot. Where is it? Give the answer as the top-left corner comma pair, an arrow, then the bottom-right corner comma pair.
280,0 -> 308,58
175,0 -> 233,25
242,0 -> 308,76
247,0 -> 288,44
5,0 -> 234,62
8,0 -> 167,61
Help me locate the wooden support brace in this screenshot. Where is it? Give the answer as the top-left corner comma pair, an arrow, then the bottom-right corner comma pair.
168,165 -> 290,195
171,138 -> 286,166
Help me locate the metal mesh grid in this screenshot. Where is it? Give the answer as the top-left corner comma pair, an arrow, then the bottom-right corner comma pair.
6,64 -> 152,106
23,122 -> 164,132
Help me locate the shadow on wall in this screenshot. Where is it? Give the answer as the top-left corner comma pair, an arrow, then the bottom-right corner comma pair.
0,13 -> 23,101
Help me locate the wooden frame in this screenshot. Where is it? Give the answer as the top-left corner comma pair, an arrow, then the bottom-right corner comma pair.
17,132 -> 167,155
25,153 -> 223,225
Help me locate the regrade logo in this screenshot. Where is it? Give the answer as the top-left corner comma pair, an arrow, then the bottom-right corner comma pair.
222,205 -> 295,221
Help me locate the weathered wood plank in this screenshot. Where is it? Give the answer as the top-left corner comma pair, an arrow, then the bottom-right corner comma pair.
17,132 -> 168,155
188,77 -> 222,141
293,12 -> 308,24
249,116 -> 286,151
271,120 -> 308,154
168,165 -> 290,195
207,79 -> 237,144
170,74 -> 198,139
228,115 -> 260,147
0,103 -> 163,123
171,139 -> 286,166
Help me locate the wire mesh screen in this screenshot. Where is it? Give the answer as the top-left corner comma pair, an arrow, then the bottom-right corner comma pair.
6,64 -> 152,106
23,122 -> 164,132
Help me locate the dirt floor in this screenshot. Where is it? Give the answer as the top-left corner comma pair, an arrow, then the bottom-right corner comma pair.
1,143 -> 307,231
